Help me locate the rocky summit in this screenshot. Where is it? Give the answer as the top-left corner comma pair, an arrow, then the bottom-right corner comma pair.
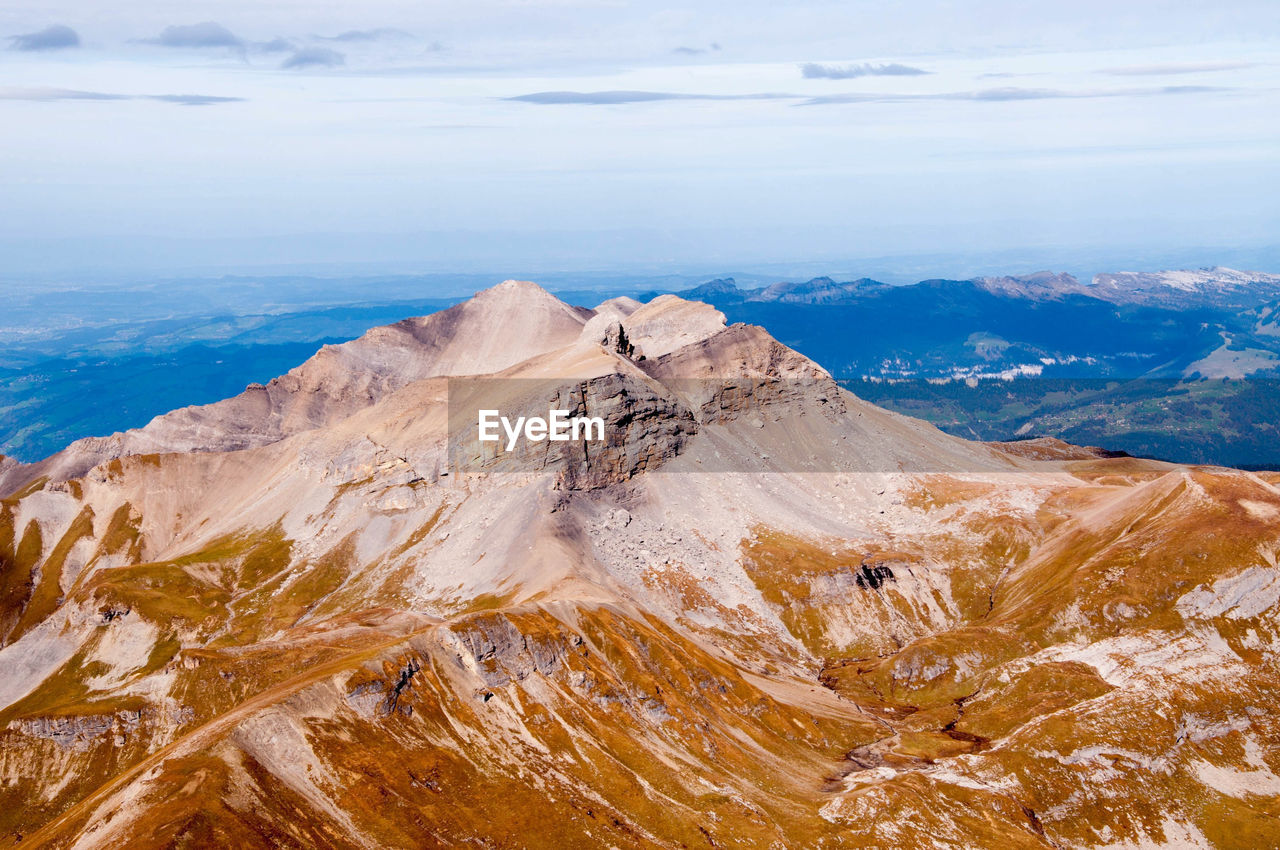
2,281 -> 1279,848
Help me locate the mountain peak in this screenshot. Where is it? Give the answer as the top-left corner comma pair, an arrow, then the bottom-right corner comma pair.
6,277 -> 1277,848
974,271 -> 1083,298
753,276 -> 885,304
462,277 -> 588,321
685,277 -> 742,295
1093,266 -> 1280,290
0,280 -> 596,489
472,278 -> 562,304
1089,267 -> 1280,305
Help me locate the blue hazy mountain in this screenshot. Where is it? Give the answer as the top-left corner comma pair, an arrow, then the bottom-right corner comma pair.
655,268 -> 1280,467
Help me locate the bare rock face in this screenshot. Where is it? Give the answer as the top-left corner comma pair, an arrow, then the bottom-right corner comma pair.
4,281 -> 1279,849
623,295 -> 728,359
598,320 -> 640,359
9,706 -> 186,751
552,373 -> 697,490
645,323 -> 845,425
446,371 -> 698,490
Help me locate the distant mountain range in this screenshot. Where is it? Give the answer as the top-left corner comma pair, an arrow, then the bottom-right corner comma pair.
3,266 -> 1279,468
653,267 -> 1280,383
658,275 -> 888,305
647,266 -> 1280,308
640,267 -> 1280,468
5,281 -> 1280,847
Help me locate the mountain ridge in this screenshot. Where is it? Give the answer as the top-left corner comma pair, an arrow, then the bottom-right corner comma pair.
1,281 -> 1279,847
646,266 -> 1280,307
0,280 -> 593,493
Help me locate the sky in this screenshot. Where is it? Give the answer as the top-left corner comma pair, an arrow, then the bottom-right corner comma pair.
1,1 -> 1278,278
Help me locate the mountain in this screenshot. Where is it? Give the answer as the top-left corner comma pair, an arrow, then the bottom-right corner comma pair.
658,267 -> 1280,308
973,266 -> 1280,308
3,282 -> 1280,847
752,276 -> 889,304
1,282 -> 592,490
678,277 -> 750,303
973,271 -> 1092,300
642,276 -> 890,306
638,268 -> 1280,467
8,267 -> 1280,471
1092,267 -> 1280,306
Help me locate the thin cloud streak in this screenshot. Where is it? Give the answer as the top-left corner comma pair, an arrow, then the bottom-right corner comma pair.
0,87 -> 127,102
505,85 -> 1225,107
671,43 -> 721,56
1102,61 -> 1254,76
0,86 -> 244,105
801,62 -> 928,79
147,94 -> 245,106
800,84 -> 1225,105
506,90 -> 795,105
318,28 -> 412,42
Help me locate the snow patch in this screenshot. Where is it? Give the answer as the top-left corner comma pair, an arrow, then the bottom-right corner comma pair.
1176,566 -> 1280,620
1093,816 -> 1213,849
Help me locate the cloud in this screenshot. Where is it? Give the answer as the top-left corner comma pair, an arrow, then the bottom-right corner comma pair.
506,90 -> 796,105
145,22 -> 242,49
147,94 -> 245,106
953,87 -> 1071,102
282,47 -> 345,69
801,62 -> 928,80
505,84 -> 1226,108
319,28 -> 412,42
0,87 -> 127,102
1102,61 -> 1253,76
800,85 -> 1224,106
254,37 -> 294,53
9,24 -> 80,51
0,86 -> 243,105
672,43 -> 721,56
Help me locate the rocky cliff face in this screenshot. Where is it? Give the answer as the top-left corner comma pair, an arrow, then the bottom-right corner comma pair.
1,282 -> 1279,848
445,370 -> 699,490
